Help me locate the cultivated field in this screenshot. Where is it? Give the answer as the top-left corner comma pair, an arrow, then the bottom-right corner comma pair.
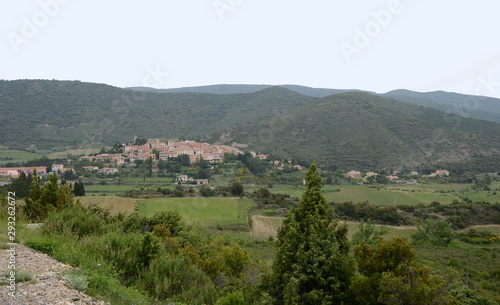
136,197 -> 254,227
77,196 -> 137,215
0,147 -> 44,165
251,215 -> 284,240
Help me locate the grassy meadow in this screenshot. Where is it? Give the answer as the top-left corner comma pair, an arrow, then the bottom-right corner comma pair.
0,146 -> 45,165
136,197 -> 254,228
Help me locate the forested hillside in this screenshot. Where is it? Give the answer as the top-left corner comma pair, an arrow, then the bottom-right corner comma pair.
1,79 -> 500,170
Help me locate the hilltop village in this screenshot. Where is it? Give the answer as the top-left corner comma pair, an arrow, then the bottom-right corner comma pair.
0,138 -> 454,184
80,139 -> 243,165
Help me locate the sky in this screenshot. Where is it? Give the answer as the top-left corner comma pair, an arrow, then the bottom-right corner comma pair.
1,0 -> 500,98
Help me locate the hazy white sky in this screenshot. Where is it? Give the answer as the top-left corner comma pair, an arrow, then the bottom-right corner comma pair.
2,0 -> 500,97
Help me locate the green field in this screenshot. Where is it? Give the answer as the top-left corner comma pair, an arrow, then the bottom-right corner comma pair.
136,197 -> 254,227
85,184 -> 134,194
0,147 -> 44,165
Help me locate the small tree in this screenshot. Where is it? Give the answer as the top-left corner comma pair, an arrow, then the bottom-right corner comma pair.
412,220 -> 456,246
8,171 -> 33,198
352,219 -> 390,245
264,163 -> 354,304
350,237 -> 454,305
23,173 -> 74,221
73,181 -> 86,197
230,182 -> 244,197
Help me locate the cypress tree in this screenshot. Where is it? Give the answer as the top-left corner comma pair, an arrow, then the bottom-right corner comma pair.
266,163 -> 354,305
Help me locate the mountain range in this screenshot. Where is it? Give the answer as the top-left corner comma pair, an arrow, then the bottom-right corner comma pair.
1,79 -> 499,170
128,84 -> 500,124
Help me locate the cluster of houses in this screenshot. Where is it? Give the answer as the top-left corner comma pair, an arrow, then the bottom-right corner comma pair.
80,139 -> 243,165
53,163 -> 119,175
0,167 -> 48,179
0,163 -> 120,179
346,169 -> 450,182
270,160 -> 305,171
176,175 -> 209,185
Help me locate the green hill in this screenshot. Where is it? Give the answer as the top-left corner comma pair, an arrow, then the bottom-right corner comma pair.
209,92 -> 500,170
0,80 -> 316,151
1,80 -> 500,170
129,84 -> 500,123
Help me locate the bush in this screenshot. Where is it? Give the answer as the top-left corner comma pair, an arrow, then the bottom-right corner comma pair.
63,271 -> 89,291
3,270 -> 34,283
139,255 -> 218,304
412,220 -> 456,246
42,205 -> 104,239
86,231 -> 144,284
216,291 -> 245,305
25,240 -> 55,255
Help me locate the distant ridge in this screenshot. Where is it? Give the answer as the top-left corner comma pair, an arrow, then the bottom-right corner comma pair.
127,85 -> 500,123
126,84 -> 371,97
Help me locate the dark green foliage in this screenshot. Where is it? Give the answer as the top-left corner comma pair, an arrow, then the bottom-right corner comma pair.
73,181 -> 85,196
122,210 -> 185,236
149,210 -> 185,236
216,291 -> 245,305
8,171 -> 33,198
458,228 -> 500,244
351,237 -> 453,305
139,254 -> 217,304
412,220 -> 456,246
265,164 -> 354,304
42,204 -> 105,239
450,288 -> 498,305
252,187 -> 295,208
334,201 -> 500,229
333,201 -> 408,225
173,185 -> 185,197
200,186 -> 216,197
62,169 -> 77,180
136,233 -> 160,270
351,219 -> 390,245
230,182 -> 244,197
236,153 -> 268,176
24,240 -> 55,255
22,173 -> 74,221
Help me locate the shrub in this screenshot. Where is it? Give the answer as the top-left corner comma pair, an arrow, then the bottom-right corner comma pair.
42,205 -> 104,239
216,291 -> 245,305
63,271 -> 89,291
412,220 -> 456,246
25,240 -> 55,255
139,255 -> 218,304
86,231 -> 144,284
3,270 -> 34,283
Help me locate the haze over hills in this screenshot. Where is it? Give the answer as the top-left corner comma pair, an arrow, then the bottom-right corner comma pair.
2,79 -> 500,170
126,84 -> 369,97
129,85 -> 500,123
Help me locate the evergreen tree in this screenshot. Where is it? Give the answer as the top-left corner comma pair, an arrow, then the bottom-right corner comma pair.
23,173 -> 74,221
265,163 -> 354,305
73,181 -> 86,196
8,171 -> 33,198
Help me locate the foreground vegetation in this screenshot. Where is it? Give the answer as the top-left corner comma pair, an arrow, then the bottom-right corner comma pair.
1,165 -> 499,305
